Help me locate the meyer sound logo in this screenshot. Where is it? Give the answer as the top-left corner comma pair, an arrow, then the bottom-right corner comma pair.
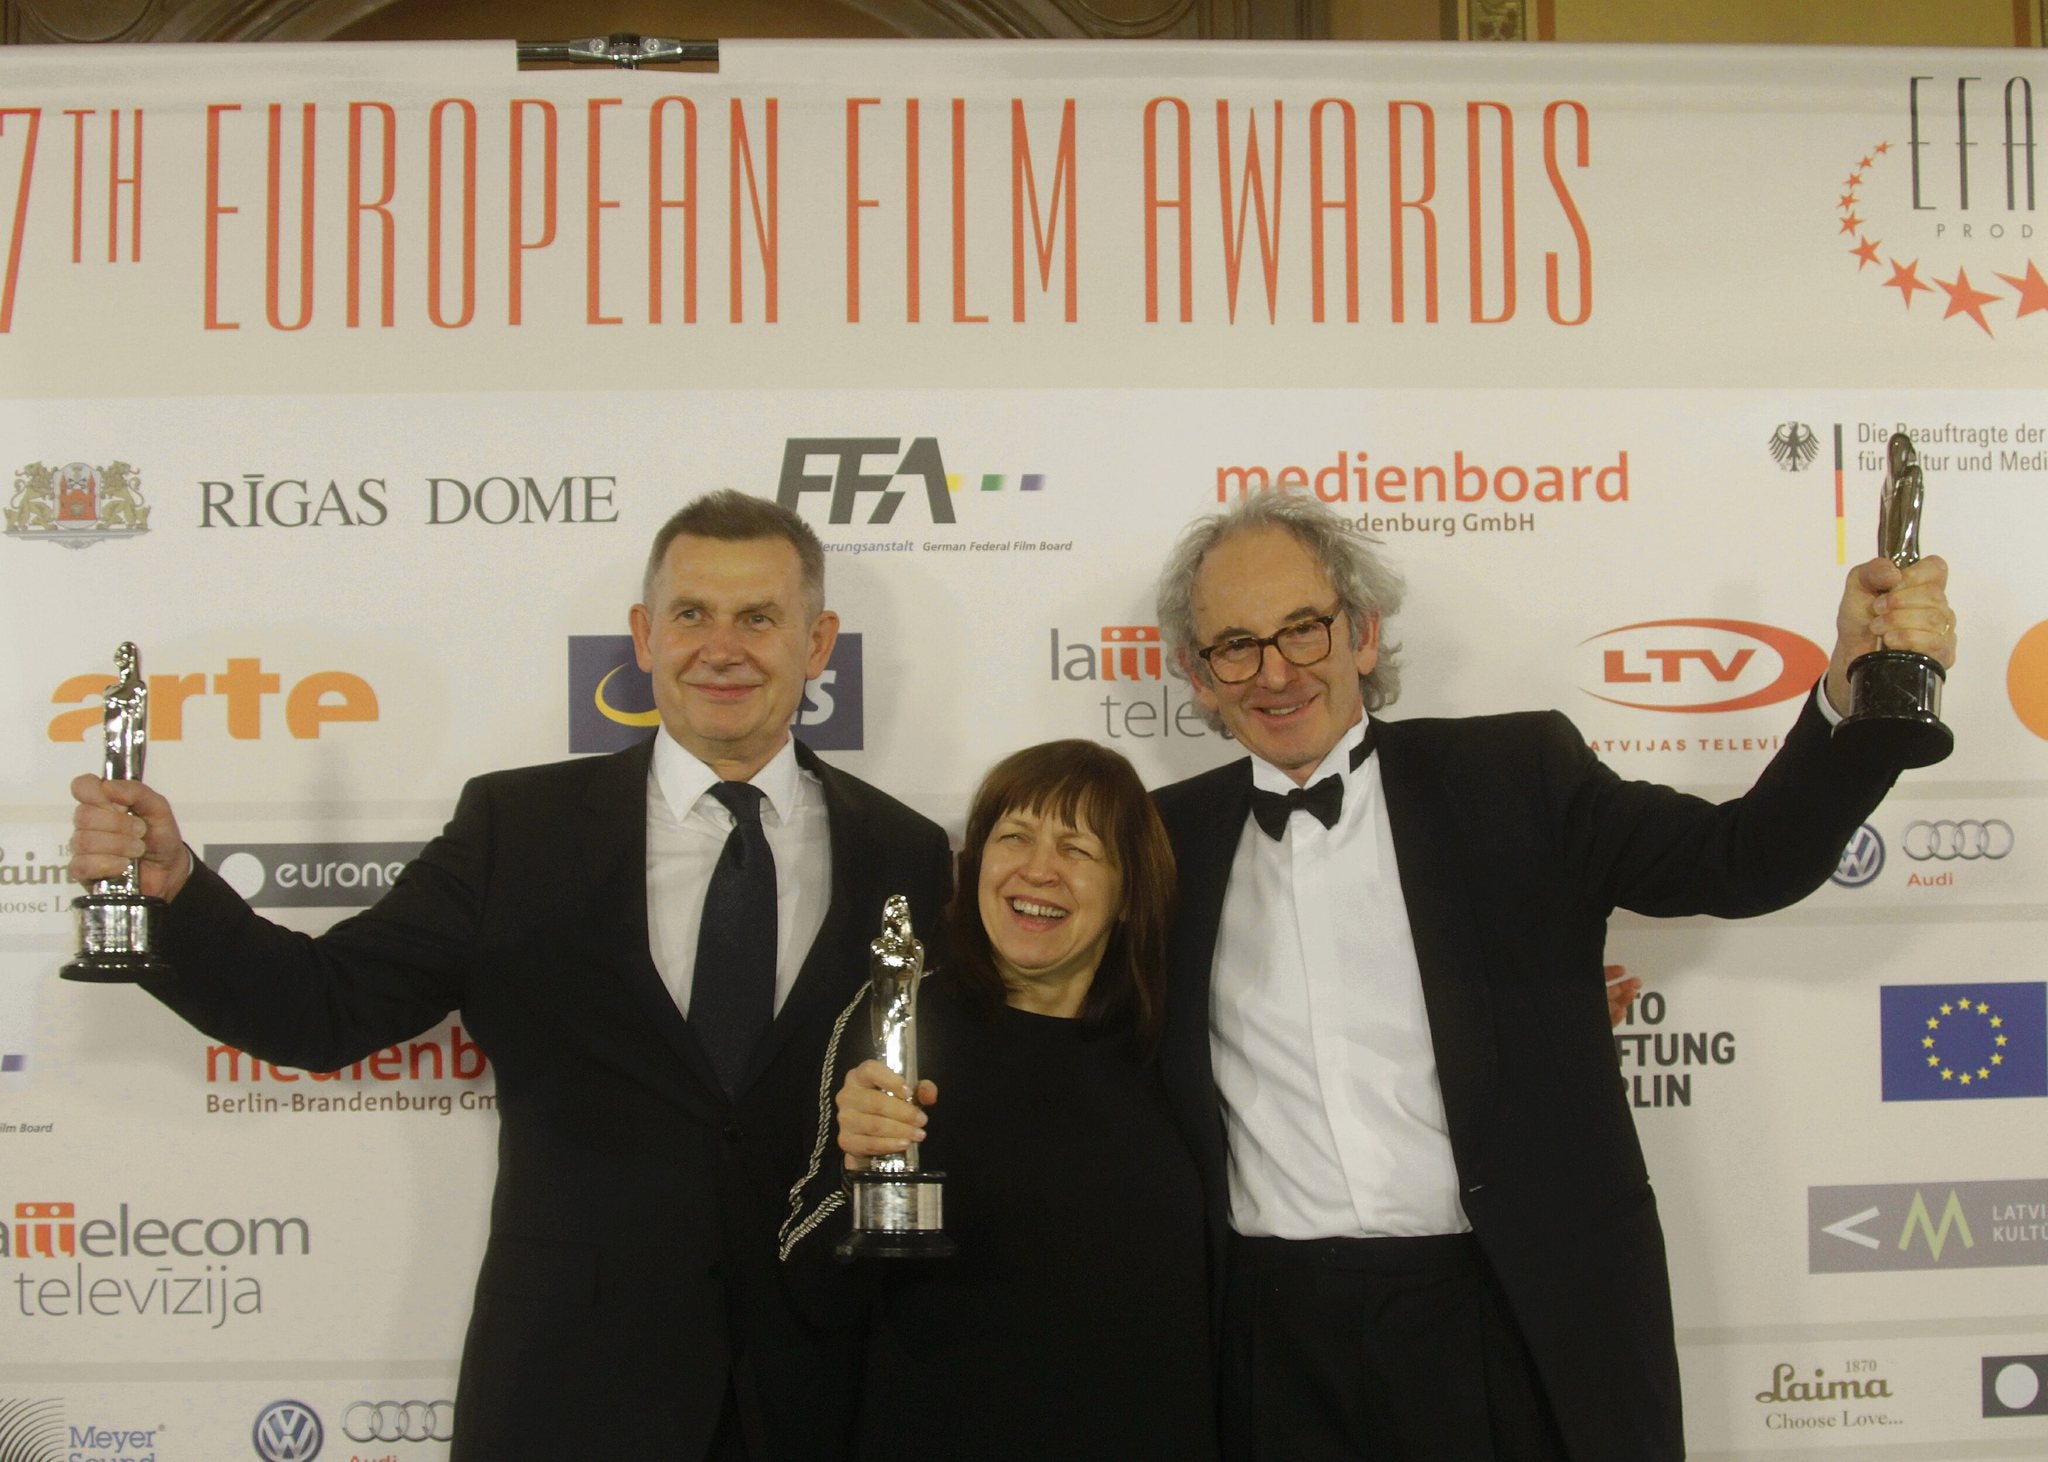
253,1399 -> 322,1462
204,843 -> 423,909
5,461 -> 150,548
775,437 -> 1044,525
1831,825 -> 1884,887
1984,1354 -> 2048,1418
1809,1179 -> 2048,1272
566,634 -> 863,755
1580,619 -> 1828,714
0,1398 -> 63,1462
1902,819 -> 2013,860
344,1399 -> 454,1443
1880,982 -> 2048,1102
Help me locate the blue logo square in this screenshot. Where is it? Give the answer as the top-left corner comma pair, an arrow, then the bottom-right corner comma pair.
1880,981 -> 2048,1101
567,633 -> 863,754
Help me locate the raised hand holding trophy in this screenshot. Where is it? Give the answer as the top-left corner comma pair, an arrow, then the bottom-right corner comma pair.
61,642 -> 175,982
1834,433 -> 1955,769
836,896 -> 955,1260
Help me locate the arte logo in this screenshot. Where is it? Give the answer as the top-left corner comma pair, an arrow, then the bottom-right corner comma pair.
0,1398 -> 63,1462
566,633 -> 863,754
776,437 -> 1044,525
1580,620 -> 1828,714
2011,620 -> 2048,742
1808,1178 -> 2048,1272
1983,1354 -> 2048,1417
205,842 -> 424,909
1881,982 -> 2048,1101
1826,95 -> 2045,338
1831,824 -> 1884,887
46,657 -> 380,743
4,461 -> 150,547
252,1399 -> 323,1462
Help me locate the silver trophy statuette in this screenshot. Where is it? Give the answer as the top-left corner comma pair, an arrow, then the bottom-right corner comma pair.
1834,433 -> 1954,768
836,895 -> 956,1260
61,642 -> 175,983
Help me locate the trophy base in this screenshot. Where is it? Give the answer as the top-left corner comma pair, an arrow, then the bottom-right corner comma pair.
1835,649 -> 1953,769
835,1168 -> 956,1261
61,892 -> 175,983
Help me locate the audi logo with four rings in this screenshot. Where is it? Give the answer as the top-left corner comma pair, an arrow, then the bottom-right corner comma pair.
344,1400 -> 455,1443
1903,819 -> 2014,861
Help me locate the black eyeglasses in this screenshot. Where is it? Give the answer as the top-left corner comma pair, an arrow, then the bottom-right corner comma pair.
1196,613 -> 1338,684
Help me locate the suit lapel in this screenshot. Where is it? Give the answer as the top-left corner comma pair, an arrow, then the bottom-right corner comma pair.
1374,719 -> 1498,1171
577,738 -> 731,1114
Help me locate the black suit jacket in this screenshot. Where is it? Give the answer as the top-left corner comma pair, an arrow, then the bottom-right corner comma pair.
1152,697 -> 1893,1462
151,736 -> 952,1462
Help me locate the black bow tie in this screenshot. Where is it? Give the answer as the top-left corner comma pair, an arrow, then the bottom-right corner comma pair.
1251,776 -> 1343,839
1247,727 -> 1377,841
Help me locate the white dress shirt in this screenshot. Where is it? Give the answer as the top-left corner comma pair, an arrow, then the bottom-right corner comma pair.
644,731 -> 831,1017
1211,715 -> 1471,1239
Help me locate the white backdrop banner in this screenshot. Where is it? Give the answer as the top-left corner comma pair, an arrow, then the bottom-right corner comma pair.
2,39 -> 2045,1461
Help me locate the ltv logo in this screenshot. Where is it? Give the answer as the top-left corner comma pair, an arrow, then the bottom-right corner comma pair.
1582,619 -> 1827,714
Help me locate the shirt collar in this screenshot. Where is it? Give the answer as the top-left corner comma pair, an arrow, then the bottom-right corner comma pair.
1248,714 -> 1373,797
651,729 -> 802,825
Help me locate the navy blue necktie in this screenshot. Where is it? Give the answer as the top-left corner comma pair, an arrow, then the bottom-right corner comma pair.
691,781 -> 776,1095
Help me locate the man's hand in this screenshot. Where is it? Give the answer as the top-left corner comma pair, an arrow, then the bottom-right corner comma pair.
835,1058 -> 937,1170
1604,964 -> 1641,1029
69,775 -> 190,901
1824,555 -> 1957,716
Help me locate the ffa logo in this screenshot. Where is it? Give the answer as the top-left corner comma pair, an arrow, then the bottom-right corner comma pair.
5,461 -> 151,547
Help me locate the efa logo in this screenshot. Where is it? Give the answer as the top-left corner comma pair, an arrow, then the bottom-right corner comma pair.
566,635 -> 863,754
1581,619 -> 1828,714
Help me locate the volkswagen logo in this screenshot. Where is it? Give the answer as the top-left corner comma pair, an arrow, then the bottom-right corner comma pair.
1831,825 -> 1885,887
344,1399 -> 455,1444
252,1400 -> 323,1462
1903,819 -> 2013,861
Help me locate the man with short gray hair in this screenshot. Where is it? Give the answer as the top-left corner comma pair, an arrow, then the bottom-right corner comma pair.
1150,490 -> 1954,1460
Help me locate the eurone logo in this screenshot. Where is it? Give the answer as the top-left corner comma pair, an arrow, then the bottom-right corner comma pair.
1832,825 -> 1884,888
776,437 -> 1045,525
1580,619 -> 1828,714
205,843 -> 423,909
567,634 -> 863,754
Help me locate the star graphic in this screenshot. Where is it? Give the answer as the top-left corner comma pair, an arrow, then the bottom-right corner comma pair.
1927,1053 -> 1941,1066
1995,261 -> 2048,317
1942,1068 -> 1954,1080
1859,154 -> 1874,168
1937,267 -> 2001,335
1922,1035 -> 1935,1048
1852,238 -> 1881,269
1845,172 -> 1864,187
1940,1003 -> 1953,1015
1927,1014 -> 1942,1029
1978,1067 -> 1991,1080
1886,260 -> 1933,308
1991,1016 -> 2004,1028
1960,1073 -> 1973,1085
1875,142 -> 1890,154
1996,1033 -> 2008,1045
1839,212 -> 1864,235
1976,1002 -> 1990,1014
1839,192 -> 1859,209
1992,1053 -> 2004,1065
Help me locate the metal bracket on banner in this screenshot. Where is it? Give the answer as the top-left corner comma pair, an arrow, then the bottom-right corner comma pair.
515,34 -> 718,69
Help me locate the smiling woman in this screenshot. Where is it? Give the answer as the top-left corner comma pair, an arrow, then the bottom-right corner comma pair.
781,740 -> 1215,1461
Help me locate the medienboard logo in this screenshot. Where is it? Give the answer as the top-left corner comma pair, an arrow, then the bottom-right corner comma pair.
1808,1179 -> 2048,1272
1580,620 -> 1829,714
566,634 -> 863,754
775,437 -> 1045,525
205,843 -> 423,909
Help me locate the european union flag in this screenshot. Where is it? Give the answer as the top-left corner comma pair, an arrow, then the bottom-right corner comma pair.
1881,982 -> 2048,1101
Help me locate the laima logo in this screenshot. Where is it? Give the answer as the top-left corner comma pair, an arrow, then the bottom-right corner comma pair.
0,1398 -> 63,1462
566,634 -> 863,754
776,438 -> 1044,525
1752,1361 -> 1895,1405
1766,422 -> 1821,472
1828,107 -> 2046,338
253,1400 -> 323,1462
5,461 -> 150,547
1809,1178 -> 2048,1272
1984,1354 -> 2048,1418
206,843 -> 423,909
1881,982 -> 2048,1101
2011,620 -> 2048,742
1580,620 -> 1828,714
47,657 -> 380,743
1832,824 -> 1885,887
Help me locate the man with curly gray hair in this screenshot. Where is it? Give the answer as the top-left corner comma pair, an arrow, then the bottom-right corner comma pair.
1148,490 -> 1957,1461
